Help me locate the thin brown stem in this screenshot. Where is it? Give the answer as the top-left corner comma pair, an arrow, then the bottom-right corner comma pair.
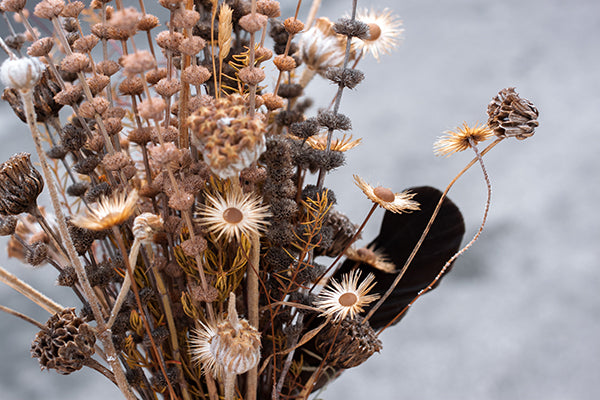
364,138 -> 503,323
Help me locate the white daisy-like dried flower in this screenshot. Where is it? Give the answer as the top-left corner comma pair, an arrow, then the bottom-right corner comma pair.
315,270 -> 380,322
71,190 -> 138,231
353,175 -> 420,214
345,246 -> 396,273
195,188 -> 271,242
354,8 -> 403,61
434,122 -> 494,157
189,293 -> 261,378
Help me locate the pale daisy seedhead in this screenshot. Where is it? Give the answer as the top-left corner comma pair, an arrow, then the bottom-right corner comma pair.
315,270 -> 380,322
71,189 -> 138,231
353,175 -> 420,214
195,188 -> 271,242
354,8 -> 403,61
434,122 -> 494,157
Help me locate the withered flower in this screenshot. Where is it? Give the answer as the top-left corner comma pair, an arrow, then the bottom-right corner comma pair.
315,315 -> 382,368
487,87 -> 539,140
189,293 -> 261,378
31,308 -> 96,375
71,189 -> 138,230
0,153 -> 44,215
0,56 -> 46,92
434,122 -> 494,157
298,17 -> 350,75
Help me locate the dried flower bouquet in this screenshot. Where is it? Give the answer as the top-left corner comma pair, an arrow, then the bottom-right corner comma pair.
0,0 -> 538,399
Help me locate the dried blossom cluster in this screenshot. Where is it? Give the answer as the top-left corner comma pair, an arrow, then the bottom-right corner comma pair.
0,1 -> 537,400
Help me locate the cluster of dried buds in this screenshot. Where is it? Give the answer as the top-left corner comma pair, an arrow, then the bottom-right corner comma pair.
0,0 -> 537,400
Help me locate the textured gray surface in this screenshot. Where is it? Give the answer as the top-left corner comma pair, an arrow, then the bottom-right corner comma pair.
1,0 -> 599,399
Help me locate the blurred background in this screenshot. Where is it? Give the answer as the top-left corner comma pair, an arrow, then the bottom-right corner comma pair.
1,0 -> 599,399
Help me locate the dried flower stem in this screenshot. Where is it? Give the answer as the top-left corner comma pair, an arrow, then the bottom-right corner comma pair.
378,138 -> 493,334
0,266 -> 63,314
246,231 -> 260,400
111,225 -> 178,400
0,304 -> 45,329
364,137 -> 503,323
19,90 -> 136,400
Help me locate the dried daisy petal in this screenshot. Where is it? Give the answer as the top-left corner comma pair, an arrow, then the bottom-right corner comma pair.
353,175 -> 420,214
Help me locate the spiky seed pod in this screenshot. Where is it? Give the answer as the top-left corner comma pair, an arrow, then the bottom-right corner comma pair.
333,18 -> 369,38
289,118 -> 319,139
72,35 -> 100,53
96,60 -> 120,76
1,0 -> 27,12
0,215 -> 18,236
53,84 -> 83,106
59,53 -> 90,74
317,110 -> 351,131
67,222 -> 95,255
31,308 -> 96,375
0,153 -> 44,216
487,87 -> 539,140
72,156 -> 101,175
273,55 -> 296,71
27,37 -> 54,57
315,315 -> 381,368
325,67 -> 364,89
25,241 -> 48,266
138,14 -> 160,31
315,210 -> 357,257
66,182 -> 89,197
56,266 -> 78,287
239,13 -> 268,33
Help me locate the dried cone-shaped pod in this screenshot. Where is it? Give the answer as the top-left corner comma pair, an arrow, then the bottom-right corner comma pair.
0,152 -> 44,215
31,308 -> 96,374
487,87 -> 539,140
315,315 -> 382,369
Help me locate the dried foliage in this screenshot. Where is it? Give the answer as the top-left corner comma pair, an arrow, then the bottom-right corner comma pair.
0,1 -> 537,400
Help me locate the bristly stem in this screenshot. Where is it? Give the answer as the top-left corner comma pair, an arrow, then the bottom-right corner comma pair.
364,137 -> 503,324
377,138 -> 494,334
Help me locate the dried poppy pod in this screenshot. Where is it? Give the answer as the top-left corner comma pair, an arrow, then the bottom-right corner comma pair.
31,308 -> 96,375
487,87 -> 539,140
315,314 -> 382,369
0,152 -> 44,216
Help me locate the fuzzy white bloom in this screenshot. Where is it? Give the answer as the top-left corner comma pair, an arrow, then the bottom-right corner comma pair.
0,56 -> 46,91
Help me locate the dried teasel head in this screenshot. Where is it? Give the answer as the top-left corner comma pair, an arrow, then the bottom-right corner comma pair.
189,293 -> 261,378
0,152 -> 44,216
487,87 -> 539,140
31,308 -> 96,375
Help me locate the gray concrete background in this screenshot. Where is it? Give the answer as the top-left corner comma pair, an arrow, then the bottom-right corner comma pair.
1,0 -> 599,399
